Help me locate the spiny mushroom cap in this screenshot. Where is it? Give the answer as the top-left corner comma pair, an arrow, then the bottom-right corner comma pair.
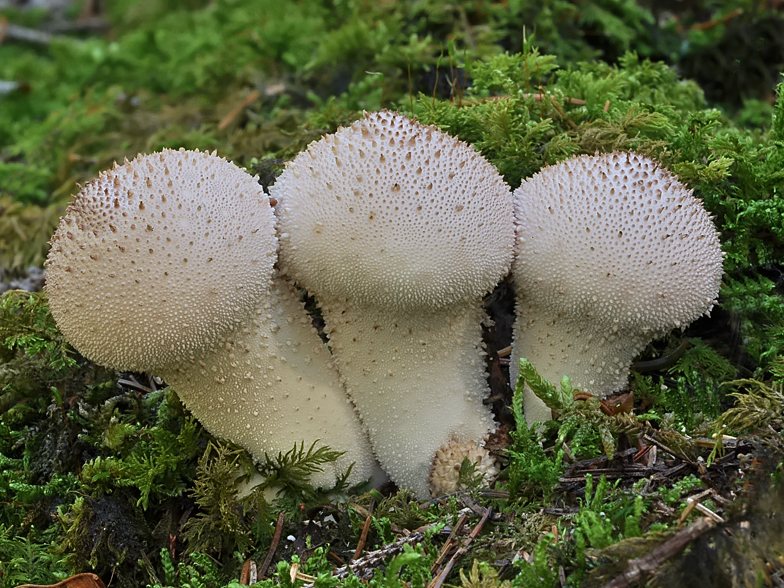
511,152 -> 724,400
513,152 -> 724,340
273,110 -> 514,311
45,149 -> 276,372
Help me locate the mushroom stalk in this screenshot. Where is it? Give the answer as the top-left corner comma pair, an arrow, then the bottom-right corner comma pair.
509,299 -> 642,425
160,277 -> 382,489
317,300 -> 494,497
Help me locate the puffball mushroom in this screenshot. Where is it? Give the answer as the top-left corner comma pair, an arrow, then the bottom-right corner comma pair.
45,148 -> 379,490
510,152 -> 724,425
272,111 -> 515,498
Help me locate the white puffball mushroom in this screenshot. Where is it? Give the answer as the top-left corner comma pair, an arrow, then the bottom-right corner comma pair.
272,111 -> 515,498
511,152 -> 725,425
45,148 -> 379,490
165,275 -> 384,490
46,148 -> 273,372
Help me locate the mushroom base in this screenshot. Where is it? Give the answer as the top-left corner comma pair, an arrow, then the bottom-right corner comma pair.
430,438 -> 498,497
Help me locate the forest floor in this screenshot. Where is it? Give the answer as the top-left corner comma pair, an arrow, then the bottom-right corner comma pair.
1,1 -> 784,587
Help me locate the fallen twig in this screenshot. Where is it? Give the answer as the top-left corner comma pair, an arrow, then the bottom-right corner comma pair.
15,573 -> 105,588
600,517 -> 715,588
430,511 -> 469,573
0,18 -> 56,45
218,90 -> 262,131
300,532 -> 428,587
689,8 -> 743,31
118,377 -> 154,394
238,559 -> 257,585
429,507 -> 493,588
642,434 -> 695,465
259,512 -> 286,579
353,498 -> 375,560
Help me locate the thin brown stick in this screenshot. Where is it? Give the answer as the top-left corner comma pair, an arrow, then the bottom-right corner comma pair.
522,93 -> 586,105
429,507 -> 493,588
430,511 -> 469,574
15,573 -> 106,588
549,96 -> 578,128
218,90 -> 262,131
643,434 -> 695,465
677,489 -> 714,526
353,499 -> 375,561
600,517 -> 715,588
239,560 -> 257,585
259,512 -> 285,579
690,8 -> 743,31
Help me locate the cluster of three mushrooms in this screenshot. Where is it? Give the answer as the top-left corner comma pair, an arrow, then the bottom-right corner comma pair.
45,113 -> 724,499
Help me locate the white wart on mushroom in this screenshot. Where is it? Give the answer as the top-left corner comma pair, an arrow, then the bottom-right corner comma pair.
510,152 -> 725,426
273,111 -> 515,498
45,149 -> 380,490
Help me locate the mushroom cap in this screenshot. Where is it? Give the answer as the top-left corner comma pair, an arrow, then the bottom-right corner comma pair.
513,152 -> 724,338
45,149 -> 276,372
273,110 -> 514,311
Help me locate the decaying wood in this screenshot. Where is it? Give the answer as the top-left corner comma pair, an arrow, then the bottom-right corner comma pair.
599,517 -> 715,588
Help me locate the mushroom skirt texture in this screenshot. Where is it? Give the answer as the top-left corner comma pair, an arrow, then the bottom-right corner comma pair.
273,111 -> 515,497
46,149 -> 276,373
511,152 -> 724,425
